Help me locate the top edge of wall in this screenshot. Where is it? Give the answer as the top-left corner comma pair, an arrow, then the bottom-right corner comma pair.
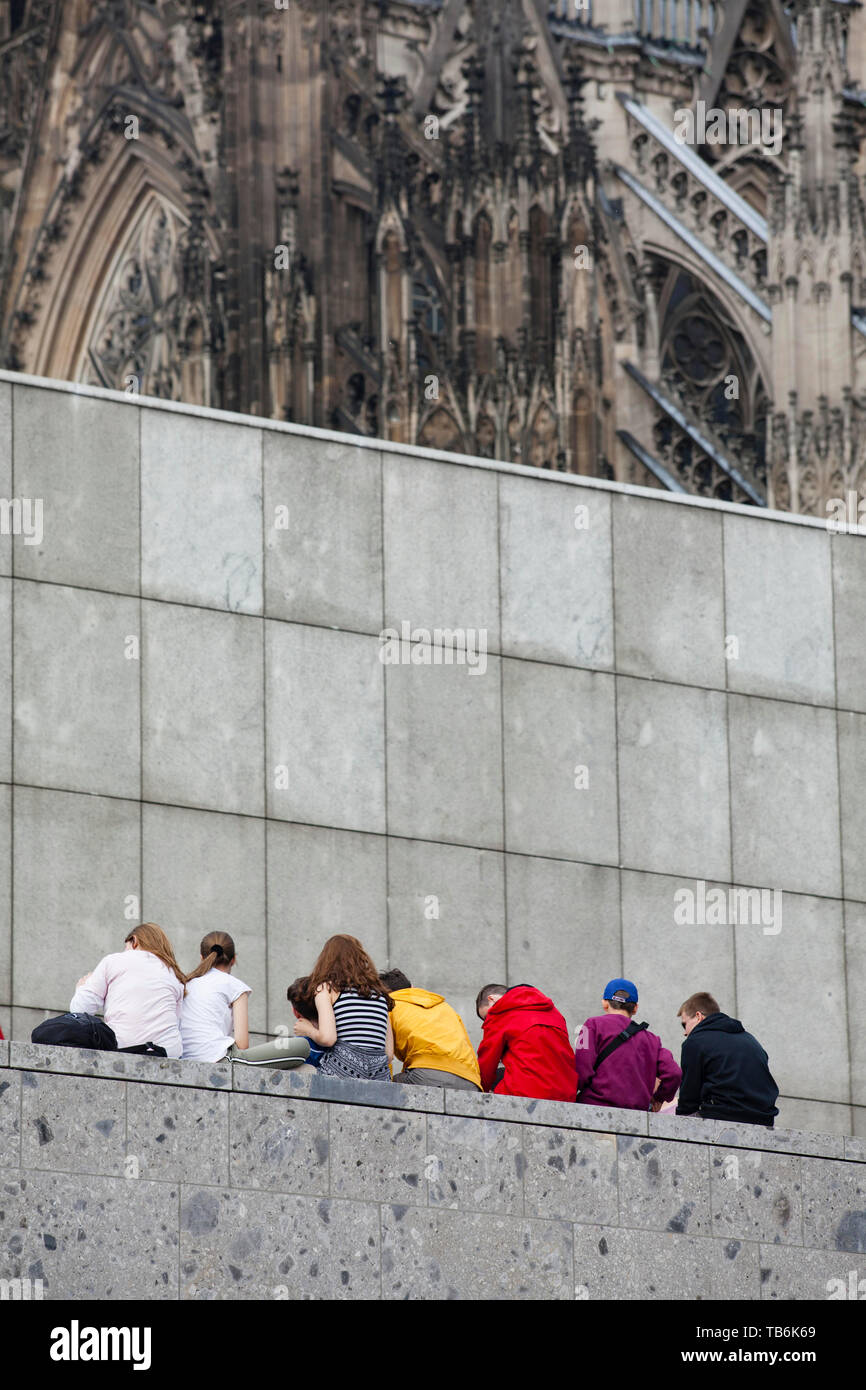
0,368 -> 838,533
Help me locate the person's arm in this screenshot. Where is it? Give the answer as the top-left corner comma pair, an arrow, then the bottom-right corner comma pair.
232,992 -> 251,1051
70,957 -> 110,1016
574,1019 -> 599,1093
293,984 -> 337,1047
654,1042 -> 683,1105
385,1016 -> 394,1064
476,1023 -> 504,1092
675,1040 -> 702,1115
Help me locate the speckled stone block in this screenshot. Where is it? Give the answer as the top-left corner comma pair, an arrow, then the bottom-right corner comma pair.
229,1093 -> 329,1194
10,1042 -> 231,1091
844,1136 -> 866,1164
306,1073 -> 444,1113
330,1104 -> 426,1203
713,1120 -> 845,1161
523,1126 -> 618,1224
443,1087 -> 647,1134
179,1187 -> 379,1300
572,1224 -> 760,1301
20,1072 -> 125,1176
0,1167 -> 178,1299
758,1243 -> 866,1300
126,1082 -> 229,1185
801,1157 -> 866,1252
381,1206 -> 573,1300
230,1062 -> 317,1098
709,1147 -> 802,1245
425,1114 -> 523,1215
0,1069 -> 20,1166
617,1134 -> 711,1236
648,1112 -> 710,1143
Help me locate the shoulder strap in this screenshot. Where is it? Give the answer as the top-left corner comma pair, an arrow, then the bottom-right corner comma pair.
583,1020 -> 649,1089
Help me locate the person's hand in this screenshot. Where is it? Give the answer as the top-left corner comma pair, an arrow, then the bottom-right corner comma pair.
76,973 -> 91,988
651,1097 -> 665,1112
293,1018 -> 313,1038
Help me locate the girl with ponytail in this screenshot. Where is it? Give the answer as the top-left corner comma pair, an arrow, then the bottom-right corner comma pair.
180,931 -> 252,1062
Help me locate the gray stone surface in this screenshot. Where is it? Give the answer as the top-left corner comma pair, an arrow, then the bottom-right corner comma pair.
266,621 -> 385,832
832,531 -> 866,714
499,476 -> 613,668
728,694 -> 841,898
617,1134 -> 711,1235
572,1223 -> 761,1300
0,785 -> 9,1005
713,1121 -> 845,1161
264,434 -> 383,634
801,1156 -> 866,1252
709,1146 -> 802,1244
142,409 -> 263,614
12,385 -> 140,594
0,1167 -> 179,1299
426,1114 -> 523,1214
329,1104 -> 426,1202
522,1125 -> 618,1223
383,455 -> 499,641
0,580 -> 9,781
180,1188 -> 380,1300
385,656 -> 503,848
0,1068 -> 20,1167
844,1135 -> 866,1163
775,1097 -> 852,1139
12,788 -> 140,1011
10,1042 -> 231,1092
723,512 -> 835,705
13,581 -> 140,799
20,1071 -> 125,1175
142,803 -> 266,1034
142,601 -> 264,816
443,1087 -> 648,1134
758,1243 -> 866,1300
613,494 -> 726,688
127,1082 -> 229,1185
846,904 -> 866,1111
386,837 -> 505,1009
736,891 -> 848,1105
265,821 -> 387,1031
503,660 -> 619,862
505,856 -> 620,1042
229,1093 -> 329,1193
0,381 -> 10,575
617,676 -> 730,879
381,1205 -> 573,1300
839,718 -> 866,903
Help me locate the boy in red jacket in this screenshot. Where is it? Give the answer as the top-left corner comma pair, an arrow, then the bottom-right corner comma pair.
476,983 -> 578,1101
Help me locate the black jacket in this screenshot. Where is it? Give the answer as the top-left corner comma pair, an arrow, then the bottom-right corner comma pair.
677,1013 -> 779,1126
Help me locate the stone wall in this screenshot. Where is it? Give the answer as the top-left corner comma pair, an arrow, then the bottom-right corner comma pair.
1,370 -> 865,1137
0,1045 -> 864,1300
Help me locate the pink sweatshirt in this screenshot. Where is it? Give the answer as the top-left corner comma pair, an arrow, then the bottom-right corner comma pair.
70,949 -> 184,1056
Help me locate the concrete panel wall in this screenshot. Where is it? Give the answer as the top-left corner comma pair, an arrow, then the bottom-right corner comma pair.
0,371 -> 863,1136
0,1046 -> 863,1301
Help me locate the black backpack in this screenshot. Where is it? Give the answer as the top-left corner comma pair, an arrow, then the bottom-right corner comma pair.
31,1012 -> 118,1050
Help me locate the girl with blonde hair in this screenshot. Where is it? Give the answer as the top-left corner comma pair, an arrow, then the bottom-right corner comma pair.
70,923 -> 186,1057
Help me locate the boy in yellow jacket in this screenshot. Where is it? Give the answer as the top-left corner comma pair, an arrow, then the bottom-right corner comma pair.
379,970 -> 482,1090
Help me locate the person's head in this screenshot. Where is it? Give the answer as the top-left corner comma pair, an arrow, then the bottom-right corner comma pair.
124,923 -> 186,991
602,978 -> 638,1017
476,983 -> 508,1021
308,934 -> 394,1009
287,975 -> 317,1024
185,931 -> 236,983
379,969 -> 411,993
677,991 -> 720,1037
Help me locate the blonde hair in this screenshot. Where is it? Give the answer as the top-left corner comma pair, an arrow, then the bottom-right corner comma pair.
185,931 -> 236,983
125,923 -> 187,994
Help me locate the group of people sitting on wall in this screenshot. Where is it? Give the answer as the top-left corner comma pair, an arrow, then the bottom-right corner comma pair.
32,925 -> 781,1129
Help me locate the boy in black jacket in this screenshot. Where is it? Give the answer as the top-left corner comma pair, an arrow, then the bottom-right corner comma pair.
677,991 -> 779,1127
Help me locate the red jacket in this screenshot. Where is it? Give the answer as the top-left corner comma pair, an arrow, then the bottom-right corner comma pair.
478,986 -> 578,1101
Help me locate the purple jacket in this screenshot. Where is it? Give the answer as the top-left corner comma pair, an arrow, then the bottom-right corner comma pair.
575,1013 -> 682,1110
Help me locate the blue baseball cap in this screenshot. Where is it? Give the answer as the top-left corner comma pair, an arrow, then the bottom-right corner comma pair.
603,978 -> 638,1004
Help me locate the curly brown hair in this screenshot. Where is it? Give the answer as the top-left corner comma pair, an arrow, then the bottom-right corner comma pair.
306,934 -> 394,1010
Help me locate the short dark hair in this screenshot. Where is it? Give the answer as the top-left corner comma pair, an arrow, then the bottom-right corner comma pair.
607,991 -> 637,1017
476,983 -> 508,1017
286,975 -> 317,1023
379,969 -> 411,992
678,992 -> 720,1020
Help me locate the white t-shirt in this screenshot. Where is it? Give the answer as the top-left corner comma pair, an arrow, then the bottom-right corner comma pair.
69,949 -> 185,1056
180,968 -> 252,1062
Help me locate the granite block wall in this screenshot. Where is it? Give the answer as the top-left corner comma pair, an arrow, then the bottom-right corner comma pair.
1,1047 -> 864,1301
0,370 -> 864,1138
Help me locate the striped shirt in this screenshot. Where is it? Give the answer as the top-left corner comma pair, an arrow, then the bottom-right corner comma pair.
332,988 -> 389,1050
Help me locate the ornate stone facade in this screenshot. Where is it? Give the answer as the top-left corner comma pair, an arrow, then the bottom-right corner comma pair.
1,0 -> 864,511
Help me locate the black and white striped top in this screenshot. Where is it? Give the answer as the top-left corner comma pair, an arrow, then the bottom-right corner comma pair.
332,988 -> 389,1050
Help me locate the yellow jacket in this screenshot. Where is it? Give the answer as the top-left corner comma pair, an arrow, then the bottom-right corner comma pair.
389,988 -> 481,1088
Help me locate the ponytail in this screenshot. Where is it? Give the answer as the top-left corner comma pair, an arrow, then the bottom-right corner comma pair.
185,931 -> 236,984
